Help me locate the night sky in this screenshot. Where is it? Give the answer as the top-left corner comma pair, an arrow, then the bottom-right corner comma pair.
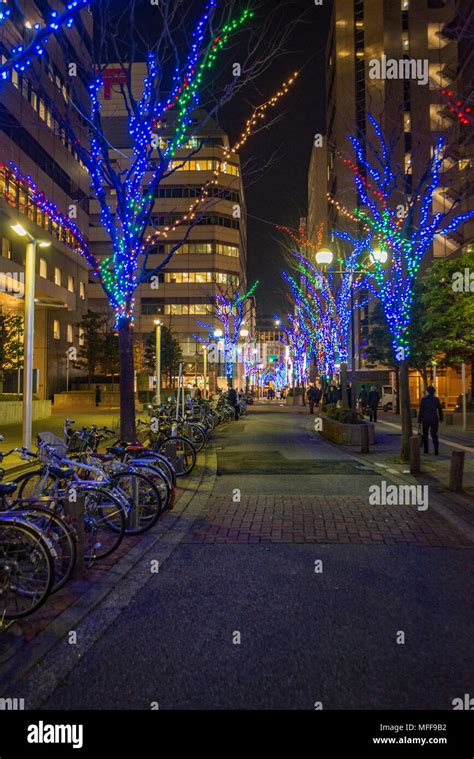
225,1 -> 332,319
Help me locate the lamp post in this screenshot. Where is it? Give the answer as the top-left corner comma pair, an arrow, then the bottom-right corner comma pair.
154,320 -> 164,399
239,328 -> 248,390
11,223 -> 50,449
213,328 -> 223,391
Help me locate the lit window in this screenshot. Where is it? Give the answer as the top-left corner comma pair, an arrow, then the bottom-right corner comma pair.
79,281 -> 86,300
39,258 -> 48,278
1,238 -> 11,259
404,112 -> 411,132
401,0 -> 409,9
67,324 -> 73,343
402,31 -> 409,51
404,153 -> 412,175
67,275 -> 74,292
78,327 -> 85,346
53,319 -> 60,340
54,266 -> 61,286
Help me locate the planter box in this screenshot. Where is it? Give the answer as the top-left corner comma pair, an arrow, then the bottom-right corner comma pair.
318,414 -> 375,445
0,400 -> 51,425
286,395 -> 304,406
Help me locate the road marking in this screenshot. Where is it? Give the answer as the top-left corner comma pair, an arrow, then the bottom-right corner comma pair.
379,419 -> 474,454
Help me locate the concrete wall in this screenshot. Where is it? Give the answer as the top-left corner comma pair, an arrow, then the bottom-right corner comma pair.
0,400 -> 51,425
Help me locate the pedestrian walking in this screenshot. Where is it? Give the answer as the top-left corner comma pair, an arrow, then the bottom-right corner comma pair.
228,387 -> 240,420
95,384 -> 101,407
418,385 -> 443,455
358,385 -> 368,415
367,386 -> 380,422
307,384 -> 318,415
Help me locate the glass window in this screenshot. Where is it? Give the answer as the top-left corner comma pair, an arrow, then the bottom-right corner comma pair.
78,327 -> 85,346
79,281 -> 86,299
39,258 -> 48,278
67,324 -> 73,343
67,275 -> 74,292
53,319 -> 60,340
1,238 -> 11,259
54,267 -> 61,286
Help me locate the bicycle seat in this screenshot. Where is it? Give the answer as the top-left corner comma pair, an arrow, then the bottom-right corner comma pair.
107,446 -> 125,457
0,482 -> 17,496
50,465 -> 75,479
92,452 -> 114,462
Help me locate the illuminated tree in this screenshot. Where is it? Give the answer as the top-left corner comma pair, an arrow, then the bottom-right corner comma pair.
338,114 -> 474,460
1,0 -> 298,439
194,281 -> 259,388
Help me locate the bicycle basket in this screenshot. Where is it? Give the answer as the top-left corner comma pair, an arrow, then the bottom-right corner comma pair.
37,432 -> 68,462
66,430 -> 90,454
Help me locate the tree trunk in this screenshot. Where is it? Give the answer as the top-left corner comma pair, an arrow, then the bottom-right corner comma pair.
394,366 -> 400,414
118,318 -> 137,443
399,358 -> 413,462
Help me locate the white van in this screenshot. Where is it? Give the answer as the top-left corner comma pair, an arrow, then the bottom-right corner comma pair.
381,385 -> 397,412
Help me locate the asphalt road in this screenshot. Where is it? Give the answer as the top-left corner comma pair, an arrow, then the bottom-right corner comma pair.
37,406 -> 473,710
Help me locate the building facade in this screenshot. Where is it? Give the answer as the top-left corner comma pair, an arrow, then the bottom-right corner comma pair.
308,0 -> 473,403
0,1 -> 92,399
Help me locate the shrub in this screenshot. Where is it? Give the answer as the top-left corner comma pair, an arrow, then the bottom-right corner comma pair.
321,405 -> 364,425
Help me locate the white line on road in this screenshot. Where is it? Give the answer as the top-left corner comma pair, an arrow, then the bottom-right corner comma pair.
378,420 -> 474,454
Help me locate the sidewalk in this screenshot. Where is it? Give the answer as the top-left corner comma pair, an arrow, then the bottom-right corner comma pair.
321,410 -> 474,536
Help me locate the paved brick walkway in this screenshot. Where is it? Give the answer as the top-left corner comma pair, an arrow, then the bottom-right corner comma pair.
184,493 -> 472,548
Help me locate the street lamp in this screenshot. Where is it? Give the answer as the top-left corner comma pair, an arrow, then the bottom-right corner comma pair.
370,247 -> 388,264
153,319 -> 162,404
315,248 -> 334,266
11,223 -> 51,449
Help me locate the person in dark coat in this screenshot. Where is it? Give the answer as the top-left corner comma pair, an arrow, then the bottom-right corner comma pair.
358,385 -> 368,415
418,385 -> 443,455
228,387 -> 239,420
367,386 -> 380,422
95,385 -> 101,407
307,384 -> 319,415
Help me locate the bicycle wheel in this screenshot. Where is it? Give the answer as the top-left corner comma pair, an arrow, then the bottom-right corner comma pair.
128,459 -> 173,510
14,506 -> 76,593
0,516 -> 54,619
138,451 -> 177,487
158,436 -> 196,477
108,470 -> 162,535
81,486 -> 126,561
16,468 -> 57,499
183,423 -> 206,453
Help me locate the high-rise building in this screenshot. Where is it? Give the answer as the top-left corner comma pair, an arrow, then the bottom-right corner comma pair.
0,1 -> 92,399
308,0 -> 473,400
88,64 -> 250,388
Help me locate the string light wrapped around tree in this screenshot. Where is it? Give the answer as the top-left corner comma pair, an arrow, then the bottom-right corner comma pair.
193,281 -> 259,388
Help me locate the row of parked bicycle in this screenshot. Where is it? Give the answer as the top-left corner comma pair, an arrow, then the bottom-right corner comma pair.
0,394 -> 239,622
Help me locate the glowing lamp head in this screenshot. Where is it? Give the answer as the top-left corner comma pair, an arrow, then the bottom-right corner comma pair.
213,329 -> 223,338
315,248 -> 334,266
240,329 -> 249,338
11,223 -> 27,237
371,248 -> 388,264
154,319 -> 162,326
38,240 -> 51,248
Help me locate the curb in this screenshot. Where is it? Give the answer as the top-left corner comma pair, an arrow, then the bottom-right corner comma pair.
0,444 -> 218,704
